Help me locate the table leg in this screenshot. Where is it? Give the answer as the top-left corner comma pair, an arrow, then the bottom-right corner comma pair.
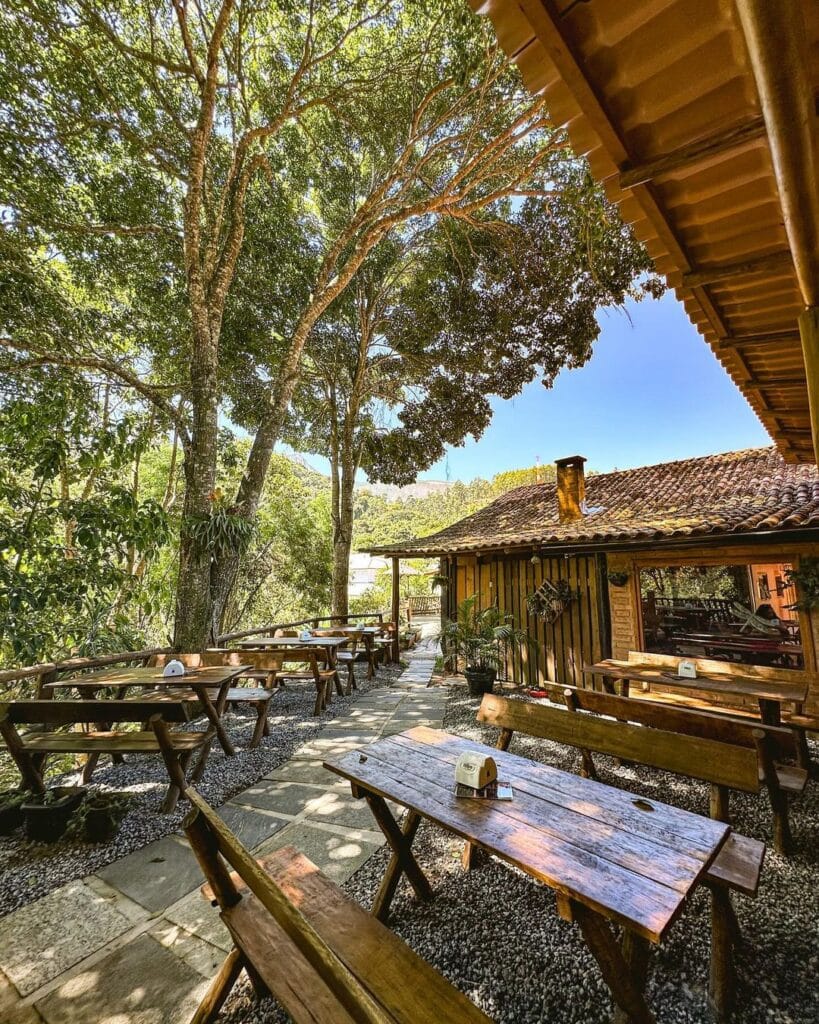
373,810 -> 424,920
327,648 -> 344,696
708,886 -> 737,1022
571,900 -> 655,1024
191,684 -> 236,757
355,790 -> 432,921
758,698 -> 780,726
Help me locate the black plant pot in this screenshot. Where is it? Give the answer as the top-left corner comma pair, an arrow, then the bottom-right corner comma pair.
83,798 -> 126,844
22,787 -> 86,844
0,790 -> 27,836
465,667 -> 496,697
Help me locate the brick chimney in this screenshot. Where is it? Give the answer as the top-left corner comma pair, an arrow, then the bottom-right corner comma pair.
555,456 -> 587,523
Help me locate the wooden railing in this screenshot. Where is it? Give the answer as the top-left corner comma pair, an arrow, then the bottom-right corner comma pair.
0,647 -> 173,697
0,611 -> 388,696
217,612 -> 384,645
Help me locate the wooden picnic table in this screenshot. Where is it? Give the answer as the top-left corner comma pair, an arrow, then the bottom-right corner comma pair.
44,664 -> 250,757
584,659 -> 808,726
237,635 -> 349,692
324,725 -> 730,1024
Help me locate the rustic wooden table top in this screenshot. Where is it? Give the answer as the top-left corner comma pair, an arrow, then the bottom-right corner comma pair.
584,659 -> 808,704
237,636 -> 350,648
323,725 -> 729,943
45,664 -> 251,691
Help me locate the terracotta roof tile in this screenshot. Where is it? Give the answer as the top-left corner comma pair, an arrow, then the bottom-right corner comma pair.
369,447 -> 819,556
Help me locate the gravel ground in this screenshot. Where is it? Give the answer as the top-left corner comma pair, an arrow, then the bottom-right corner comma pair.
0,665 -> 403,916
217,681 -> 819,1024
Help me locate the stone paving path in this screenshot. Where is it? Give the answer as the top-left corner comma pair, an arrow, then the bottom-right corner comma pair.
0,633 -> 443,1024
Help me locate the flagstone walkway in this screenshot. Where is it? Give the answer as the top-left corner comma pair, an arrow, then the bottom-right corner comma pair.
0,636 -> 443,1024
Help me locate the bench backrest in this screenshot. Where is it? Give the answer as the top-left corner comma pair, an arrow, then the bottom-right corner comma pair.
150,650 -> 245,669
554,684 -> 796,761
477,693 -> 760,793
223,649 -> 284,672
0,699 -> 193,725
183,788 -> 391,1024
313,629 -> 359,652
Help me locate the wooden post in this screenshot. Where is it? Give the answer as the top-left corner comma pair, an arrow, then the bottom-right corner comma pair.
391,556 -> 400,662
735,1 -> 819,310
799,308 -> 819,466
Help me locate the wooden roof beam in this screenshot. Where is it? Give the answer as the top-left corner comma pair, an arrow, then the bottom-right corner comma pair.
619,116 -> 766,189
741,376 -> 806,390
716,329 -> 801,351
517,0 -> 728,338
681,250 -> 793,289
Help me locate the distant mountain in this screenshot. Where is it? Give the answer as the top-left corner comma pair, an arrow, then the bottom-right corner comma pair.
361,480 -> 453,502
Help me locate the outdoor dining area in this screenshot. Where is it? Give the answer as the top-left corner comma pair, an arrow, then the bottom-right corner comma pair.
0,614 -> 402,827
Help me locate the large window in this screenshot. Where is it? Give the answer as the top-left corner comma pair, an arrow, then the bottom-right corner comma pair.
639,561 -> 803,670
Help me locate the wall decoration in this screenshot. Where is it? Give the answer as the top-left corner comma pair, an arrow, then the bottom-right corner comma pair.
526,579 -> 576,623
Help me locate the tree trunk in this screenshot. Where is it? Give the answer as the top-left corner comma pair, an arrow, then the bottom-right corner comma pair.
330,458 -> 356,621
208,228 -> 390,631
173,323 -> 219,651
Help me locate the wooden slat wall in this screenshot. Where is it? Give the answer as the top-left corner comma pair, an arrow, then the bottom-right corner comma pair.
451,552 -> 606,688
448,541 -> 819,711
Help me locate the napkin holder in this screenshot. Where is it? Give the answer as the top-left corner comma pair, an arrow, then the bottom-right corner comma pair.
455,752 -> 497,791
677,659 -> 697,679
163,659 -> 186,678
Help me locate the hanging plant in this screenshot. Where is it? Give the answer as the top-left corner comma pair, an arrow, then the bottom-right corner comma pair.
784,558 -> 819,611
430,574 -> 449,591
607,570 -> 630,588
526,579 -> 576,623
184,492 -> 255,557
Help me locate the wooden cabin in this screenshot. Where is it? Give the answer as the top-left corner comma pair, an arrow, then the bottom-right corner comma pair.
369,448 -> 819,711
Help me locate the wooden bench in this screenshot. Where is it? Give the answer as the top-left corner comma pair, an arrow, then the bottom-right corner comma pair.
182,788 -> 492,1024
150,652 -> 276,748
272,647 -> 337,716
534,682 -> 806,853
0,700 -> 212,812
311,630 -> 367,690
625,650 -> 818,768
474,694 -> 765,1020
313,628 -> 379,680
373,623 -> 397,664
479,691 -> 798,854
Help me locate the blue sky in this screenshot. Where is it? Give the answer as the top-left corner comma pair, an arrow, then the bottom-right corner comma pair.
294,290 -> 772,482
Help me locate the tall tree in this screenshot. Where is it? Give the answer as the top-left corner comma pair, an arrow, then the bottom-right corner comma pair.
0,1 -> 627,647
289,170 -> 661,616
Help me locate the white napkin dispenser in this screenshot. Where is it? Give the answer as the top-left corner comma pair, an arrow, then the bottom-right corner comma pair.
162,659 -> 186,678
455,752 -> 497,790
677,659 -> 697,679
299,630 -> 312,641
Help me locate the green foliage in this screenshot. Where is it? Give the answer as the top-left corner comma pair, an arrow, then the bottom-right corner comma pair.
784,559 -> 819,611
353,468 -> 551,550
639,564 -> 745,601
437,594 -> 533,671
184,497 -> 256,558
0,372 -> 171,664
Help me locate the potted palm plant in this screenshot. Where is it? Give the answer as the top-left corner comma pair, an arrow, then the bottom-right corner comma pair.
437,595 -> 533,696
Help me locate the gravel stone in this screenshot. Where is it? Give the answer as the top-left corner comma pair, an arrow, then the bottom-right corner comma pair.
217,682 -> 819,1024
